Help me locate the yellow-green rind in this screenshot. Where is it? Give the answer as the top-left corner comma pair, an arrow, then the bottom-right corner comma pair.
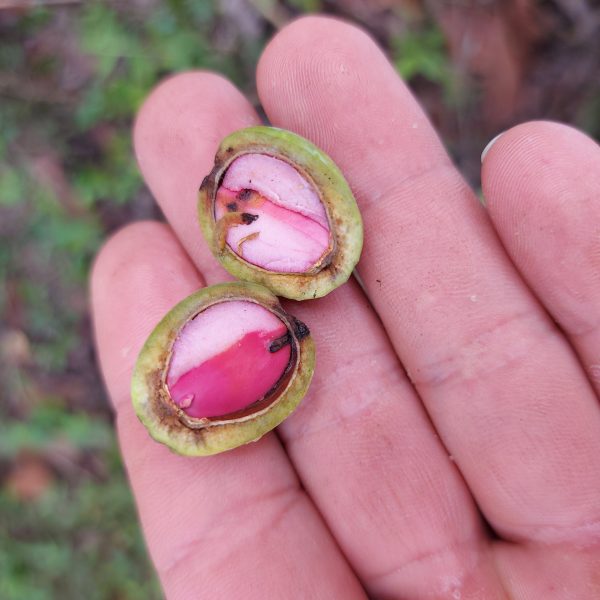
131,281 -> 315,456
198,126 -> 363,300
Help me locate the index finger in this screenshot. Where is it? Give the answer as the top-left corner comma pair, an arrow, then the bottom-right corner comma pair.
90,225 -> 365,598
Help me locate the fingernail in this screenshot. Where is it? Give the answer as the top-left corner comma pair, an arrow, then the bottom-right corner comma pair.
481,132 -> 504,163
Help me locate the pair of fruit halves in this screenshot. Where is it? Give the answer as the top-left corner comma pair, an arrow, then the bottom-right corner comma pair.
131,127 -> 363,455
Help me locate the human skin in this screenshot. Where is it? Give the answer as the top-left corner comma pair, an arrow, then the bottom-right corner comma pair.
91,16 -> 600,600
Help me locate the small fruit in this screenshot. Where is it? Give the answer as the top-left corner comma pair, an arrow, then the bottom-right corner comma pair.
198,126 -> 363,300
131,282 -> 314,456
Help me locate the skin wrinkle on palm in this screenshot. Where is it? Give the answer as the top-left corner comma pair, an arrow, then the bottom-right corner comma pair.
91,16 -> 600,600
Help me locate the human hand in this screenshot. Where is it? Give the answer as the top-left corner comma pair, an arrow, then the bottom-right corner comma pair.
91,17 -> 600,599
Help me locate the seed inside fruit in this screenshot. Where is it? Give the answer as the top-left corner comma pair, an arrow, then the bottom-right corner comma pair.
166,300 -> 292,419
214,153 -> 332,273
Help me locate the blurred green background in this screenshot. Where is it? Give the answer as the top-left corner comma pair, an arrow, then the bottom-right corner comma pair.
0,1 -> 598,598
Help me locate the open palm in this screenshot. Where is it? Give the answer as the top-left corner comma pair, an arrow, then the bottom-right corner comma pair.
92,17 -> 600,599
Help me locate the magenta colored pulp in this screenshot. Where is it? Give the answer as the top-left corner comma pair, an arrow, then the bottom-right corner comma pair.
166,301 -> 291,419
215,153 -> 331,273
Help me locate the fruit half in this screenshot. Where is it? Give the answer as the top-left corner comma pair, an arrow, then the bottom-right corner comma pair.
131,282 -> 315,456
198,126 -> 363,300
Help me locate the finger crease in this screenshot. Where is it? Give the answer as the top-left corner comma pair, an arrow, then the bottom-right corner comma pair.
358,158 -> 457,213
408,310 -> 556,391
159,484 -> 303,581
281,343 -> 404,443
364,533 -> 482,595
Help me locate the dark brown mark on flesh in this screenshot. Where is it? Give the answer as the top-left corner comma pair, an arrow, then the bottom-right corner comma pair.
237,189 -> 253,201
269,318 -> 310,353
241,213 -> 259,225
269,332 -> 291,353
226,202 -> 238,212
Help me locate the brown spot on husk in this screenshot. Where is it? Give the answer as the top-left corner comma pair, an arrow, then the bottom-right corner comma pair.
292,317 -> 310,340
146,367 -> 179,429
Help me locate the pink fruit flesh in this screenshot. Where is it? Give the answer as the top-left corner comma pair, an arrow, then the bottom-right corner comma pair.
215,153 -> 331,273
166,301 -> 291,419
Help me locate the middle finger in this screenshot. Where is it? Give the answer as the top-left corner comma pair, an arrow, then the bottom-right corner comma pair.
257,16 -> 600,544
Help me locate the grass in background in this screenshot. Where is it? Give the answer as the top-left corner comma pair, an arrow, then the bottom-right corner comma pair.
0,2 -> 265,597
0,406 -> 160,600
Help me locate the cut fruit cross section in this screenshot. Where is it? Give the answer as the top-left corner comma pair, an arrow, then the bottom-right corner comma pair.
166,300 -> 291,419
214,153 -> 332,273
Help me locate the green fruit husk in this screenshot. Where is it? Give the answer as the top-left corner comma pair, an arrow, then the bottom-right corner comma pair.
198,126 -> 363,300
131,282 -> 315,456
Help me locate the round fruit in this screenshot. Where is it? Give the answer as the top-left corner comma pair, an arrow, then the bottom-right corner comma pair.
198,126 -> 363,300
131,282 -> 315,456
